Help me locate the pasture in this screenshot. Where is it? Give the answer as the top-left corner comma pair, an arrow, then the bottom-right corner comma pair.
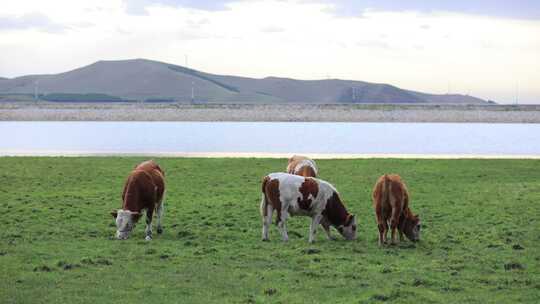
0,157 -> 539,303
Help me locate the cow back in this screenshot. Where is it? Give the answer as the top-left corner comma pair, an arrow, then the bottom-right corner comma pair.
373,174 -> 412,222
122,161 -> 166,212
287,156 -> 318,177
135,160 -> 165,176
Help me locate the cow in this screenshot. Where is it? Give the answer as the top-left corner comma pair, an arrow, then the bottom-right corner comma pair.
372,174 -> 420,246
110,160 -> 166,240
286,155 -> 318,178
260,172 -> 357,243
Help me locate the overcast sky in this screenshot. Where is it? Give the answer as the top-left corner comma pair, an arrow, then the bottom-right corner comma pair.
1,0 -> 539,103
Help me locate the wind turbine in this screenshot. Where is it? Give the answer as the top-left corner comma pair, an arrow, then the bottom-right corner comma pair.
515,82 -> 519,105
191,81 -> 195,103
34,80 -> 39,100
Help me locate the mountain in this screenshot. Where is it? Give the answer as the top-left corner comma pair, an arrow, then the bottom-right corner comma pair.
0,59 -> 489,104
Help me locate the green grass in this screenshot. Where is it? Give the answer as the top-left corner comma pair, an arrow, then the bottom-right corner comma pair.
0,157 -> 539,303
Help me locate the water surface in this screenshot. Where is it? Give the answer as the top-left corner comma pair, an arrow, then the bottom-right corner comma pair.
1,122 -> 539,156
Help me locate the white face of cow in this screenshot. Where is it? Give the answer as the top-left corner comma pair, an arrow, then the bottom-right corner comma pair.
337,215 -> 357,240
113,210 -> 138,240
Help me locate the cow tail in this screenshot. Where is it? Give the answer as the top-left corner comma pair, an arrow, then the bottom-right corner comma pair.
260,193 -> 267,217
260,176 -> 270,217
382,174 -> 390,205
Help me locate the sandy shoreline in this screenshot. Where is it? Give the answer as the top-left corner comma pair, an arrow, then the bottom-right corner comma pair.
1,150 -> 539,159
1,102 -> 540,123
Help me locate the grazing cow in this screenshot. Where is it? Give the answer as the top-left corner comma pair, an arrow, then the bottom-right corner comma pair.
286,155 -> 318,178
260,172 -> 356,243
372,174 -> 420,246
111,160 -> 166,240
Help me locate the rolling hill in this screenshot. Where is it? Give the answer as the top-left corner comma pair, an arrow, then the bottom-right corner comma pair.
0,59 -> 489,104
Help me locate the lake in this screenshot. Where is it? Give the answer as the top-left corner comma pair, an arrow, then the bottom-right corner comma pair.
1,122 -> 539,157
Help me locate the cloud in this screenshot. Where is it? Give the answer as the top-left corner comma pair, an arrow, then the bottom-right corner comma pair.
355,40 -> 391,49
186,18 -> 211,29
260,25 -> 285,33
0,13 -> 68,33
123,0 -> 231,15
316,0 -> 540,20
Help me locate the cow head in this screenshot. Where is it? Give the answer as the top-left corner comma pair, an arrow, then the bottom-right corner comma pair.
336,214 -> 357,240
401,215 -> 421,242
110,209 -> 141,240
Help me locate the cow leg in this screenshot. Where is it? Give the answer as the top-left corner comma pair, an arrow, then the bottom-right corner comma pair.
320,217 -> 335,240
377,222 -> 388,246
278,211 -> 289,242
145,209 -> 154,241
262,206 -> 273,241
309,214 -> 322,243
377,223 -> 384,246
375,205 -> 387,246
156,196 -> 165,234
261,194 -> 274,241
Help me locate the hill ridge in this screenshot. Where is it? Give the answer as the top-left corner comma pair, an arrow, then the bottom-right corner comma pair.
0,59 -> 490,104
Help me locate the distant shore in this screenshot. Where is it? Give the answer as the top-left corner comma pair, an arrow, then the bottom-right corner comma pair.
1,102 -> 539,123
2,150 -> 540,159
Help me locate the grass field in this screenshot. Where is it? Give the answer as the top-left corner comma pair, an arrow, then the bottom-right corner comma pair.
0,157 -> 539,303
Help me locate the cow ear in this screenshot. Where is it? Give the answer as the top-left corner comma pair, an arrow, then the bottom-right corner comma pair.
156,164 -> 164,176
346,214 -> 354,225
131,212 -> 142,222
111,210 -> 118,218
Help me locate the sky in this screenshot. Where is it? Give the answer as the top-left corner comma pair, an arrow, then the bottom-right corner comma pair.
0,0 -> 539,103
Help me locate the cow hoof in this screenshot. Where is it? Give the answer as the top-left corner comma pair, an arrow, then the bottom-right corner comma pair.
157,227 -> 163,234
145,236 -> 152,241
261,238 -> 269,242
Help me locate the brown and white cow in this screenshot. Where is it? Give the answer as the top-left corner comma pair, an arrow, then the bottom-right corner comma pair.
260,172 -> 356,243
286,155 -> 318,178
372,174 -> 420,246
111,160 -> 166,240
